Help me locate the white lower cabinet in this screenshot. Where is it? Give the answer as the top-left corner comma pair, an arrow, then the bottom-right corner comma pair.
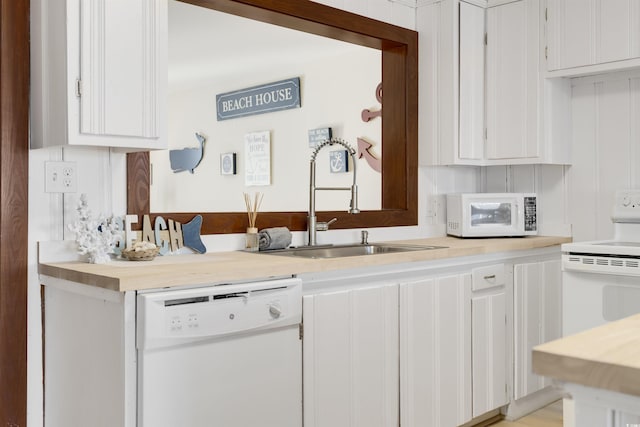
471,264 -> 509,417
302,284 -> 399,427
471,270 -> 509,417
400,273 -> 472,427
564,383 -> 640,427
302,249 -> 562,427
472,292 -> 508,416
302,273 -> 475,427
513,260 -> 562,399
616,410 -> 640,426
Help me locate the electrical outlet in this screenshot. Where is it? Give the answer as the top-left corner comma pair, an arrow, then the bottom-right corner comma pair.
45,161 -> 77,193
425,195 -> 446,220
425,195 -> 439,218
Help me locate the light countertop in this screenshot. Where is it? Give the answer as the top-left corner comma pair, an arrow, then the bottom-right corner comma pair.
533,313 -> 640,397
39,235 -> 571,292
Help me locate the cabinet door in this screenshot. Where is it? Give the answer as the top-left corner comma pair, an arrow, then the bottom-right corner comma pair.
597,0 -> 635,64
574,402 -> 613,427
400,274 -> 472,427
513,260 -> 562,400
79,0 -> 166,140
547,0 -> 640,71
616,411 -> 640,427
546,0 -> 593,70
459,1 -> 485,161
486,0 -> 539,160
472,290 -> 508,417
303,284 -> 399,427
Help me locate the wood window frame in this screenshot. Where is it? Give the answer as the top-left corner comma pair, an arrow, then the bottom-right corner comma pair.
127,0 -> 418,234
1,0 -> 29,423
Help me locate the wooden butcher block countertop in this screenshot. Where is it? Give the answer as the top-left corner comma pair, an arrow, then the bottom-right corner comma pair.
39,235 -> 570,292
533,313 -> 640,397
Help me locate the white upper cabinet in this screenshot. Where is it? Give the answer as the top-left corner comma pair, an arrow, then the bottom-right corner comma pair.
419,0 -> 571,166
485,0 -> 539,160
546,0 -> 640,74
31,0 -> 167,151
459,2 -> 486,162
419,0 -> 486,166
547,0 -> 594,70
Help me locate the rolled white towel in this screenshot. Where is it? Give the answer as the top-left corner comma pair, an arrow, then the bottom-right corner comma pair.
258,227 -> 292,251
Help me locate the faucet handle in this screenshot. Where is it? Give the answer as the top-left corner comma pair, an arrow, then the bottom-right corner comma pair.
316,217 -> 338,231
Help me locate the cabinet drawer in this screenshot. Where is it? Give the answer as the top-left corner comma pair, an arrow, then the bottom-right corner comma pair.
472,264 -> 505,291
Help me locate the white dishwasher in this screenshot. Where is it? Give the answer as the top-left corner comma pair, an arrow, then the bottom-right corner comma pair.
136,277 -> 302,427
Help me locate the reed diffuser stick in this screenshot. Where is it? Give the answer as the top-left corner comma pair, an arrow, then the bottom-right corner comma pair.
243,192 -> 263,229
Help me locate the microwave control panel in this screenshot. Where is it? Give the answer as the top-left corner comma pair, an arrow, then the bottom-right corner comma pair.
524,196 -> 537,231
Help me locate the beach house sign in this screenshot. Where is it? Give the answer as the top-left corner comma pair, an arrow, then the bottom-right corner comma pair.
216,77 -> 301,121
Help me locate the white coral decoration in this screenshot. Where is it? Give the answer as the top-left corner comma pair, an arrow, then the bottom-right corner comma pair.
68,194 -> 120,264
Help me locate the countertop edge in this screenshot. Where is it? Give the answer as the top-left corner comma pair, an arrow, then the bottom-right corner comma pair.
38,236 -> 572,292
532,313 -> 640,398
39,263 -> 121,291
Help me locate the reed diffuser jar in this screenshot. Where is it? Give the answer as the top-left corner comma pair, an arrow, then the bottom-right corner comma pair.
243,192 -> 263,252
245,227 -> 259,251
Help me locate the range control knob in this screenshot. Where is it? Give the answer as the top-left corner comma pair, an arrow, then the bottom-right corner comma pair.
623,195 -> 631,207
269,304 -> 282,318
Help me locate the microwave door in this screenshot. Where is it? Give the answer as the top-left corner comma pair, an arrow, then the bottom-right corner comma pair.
468,200 -> 519,235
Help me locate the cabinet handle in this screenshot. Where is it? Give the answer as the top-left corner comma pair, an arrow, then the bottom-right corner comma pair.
484,274 -> 496,280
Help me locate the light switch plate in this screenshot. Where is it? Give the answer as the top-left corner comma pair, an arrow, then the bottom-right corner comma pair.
45,161 -> 77,193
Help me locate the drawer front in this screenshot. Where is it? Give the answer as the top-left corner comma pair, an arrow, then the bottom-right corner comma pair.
472,264 -> 505,291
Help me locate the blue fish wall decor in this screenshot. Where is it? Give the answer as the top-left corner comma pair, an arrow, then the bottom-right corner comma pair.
170,132 -> 207,174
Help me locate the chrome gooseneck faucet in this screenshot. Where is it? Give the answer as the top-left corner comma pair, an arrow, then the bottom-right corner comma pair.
308,138 -> 359,246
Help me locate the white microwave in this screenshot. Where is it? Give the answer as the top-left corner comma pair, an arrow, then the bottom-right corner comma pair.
446,193 -> 537,237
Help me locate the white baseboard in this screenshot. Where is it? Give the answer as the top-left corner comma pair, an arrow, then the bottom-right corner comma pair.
504,386 -> 564,421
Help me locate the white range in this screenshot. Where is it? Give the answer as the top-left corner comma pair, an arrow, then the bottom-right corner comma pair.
562,189 -> 640,336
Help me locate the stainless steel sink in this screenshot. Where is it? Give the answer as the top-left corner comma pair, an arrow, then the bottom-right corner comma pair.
261,243 -> 446,259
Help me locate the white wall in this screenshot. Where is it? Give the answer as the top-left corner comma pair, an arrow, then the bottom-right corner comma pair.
566,71 -> 640,241
483,70 -> 640,242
